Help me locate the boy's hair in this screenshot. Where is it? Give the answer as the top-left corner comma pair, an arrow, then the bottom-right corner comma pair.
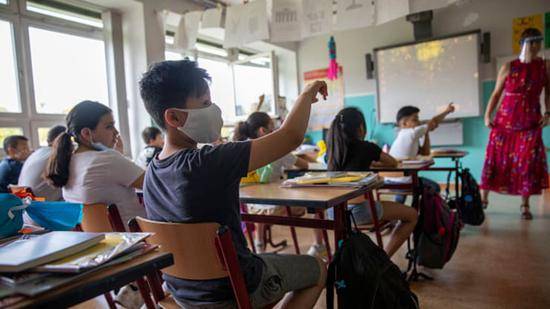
47,125 -> 67,146
3,135 -> 28,155
142,126 -> 162,144
139,60 -> 211,129
396,106 -> 420,124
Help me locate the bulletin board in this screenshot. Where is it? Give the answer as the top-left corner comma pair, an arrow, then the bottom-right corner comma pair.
512,14 -> 543,54
303,67 -> 345,131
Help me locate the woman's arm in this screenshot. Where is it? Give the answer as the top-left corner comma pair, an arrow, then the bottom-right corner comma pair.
249,81 -> 327,171
540,60 -> 550,127
485,63 -> 510,128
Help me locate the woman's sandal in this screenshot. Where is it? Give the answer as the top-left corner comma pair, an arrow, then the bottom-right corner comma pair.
520,204 -> 533,220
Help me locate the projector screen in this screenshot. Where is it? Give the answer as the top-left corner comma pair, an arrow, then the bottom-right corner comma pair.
375,31 -> 481,123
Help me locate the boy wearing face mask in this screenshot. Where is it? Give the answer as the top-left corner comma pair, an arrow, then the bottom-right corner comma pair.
139,60 -> 328,309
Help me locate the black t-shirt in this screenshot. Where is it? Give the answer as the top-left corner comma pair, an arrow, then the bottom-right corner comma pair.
143,141 -> 262,302
338,140 -> 382,171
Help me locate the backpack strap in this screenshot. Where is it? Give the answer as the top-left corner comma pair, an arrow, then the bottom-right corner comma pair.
326,261 -> 336,309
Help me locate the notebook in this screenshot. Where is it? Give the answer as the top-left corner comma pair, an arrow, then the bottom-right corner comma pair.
0,232 -> 104,273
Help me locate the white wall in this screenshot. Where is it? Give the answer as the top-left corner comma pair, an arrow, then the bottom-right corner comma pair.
298,0 -> 550,96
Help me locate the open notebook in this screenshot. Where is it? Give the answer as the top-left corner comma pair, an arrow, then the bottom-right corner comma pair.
282,172 -> 378,188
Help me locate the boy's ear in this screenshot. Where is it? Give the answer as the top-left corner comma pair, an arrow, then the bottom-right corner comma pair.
164,109 -> 188,128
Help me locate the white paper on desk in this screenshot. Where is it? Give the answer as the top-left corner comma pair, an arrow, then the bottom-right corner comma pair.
384,176 -> 412,184
375,0 -> 409,25
174,11 -> 202,50
335,0 -> 375,30
270,0 -> 302,42
201,8 -> 223,29
224,0 -> 269,48
301,0 -> 332,39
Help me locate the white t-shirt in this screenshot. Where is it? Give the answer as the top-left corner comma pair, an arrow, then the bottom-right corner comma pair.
269,153 -> 298,181
389,124 -> 429,160
62,150 -> 145,228
18,147 -> 62,201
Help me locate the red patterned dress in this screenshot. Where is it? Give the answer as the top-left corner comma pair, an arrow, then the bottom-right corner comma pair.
481,58 -> 548,196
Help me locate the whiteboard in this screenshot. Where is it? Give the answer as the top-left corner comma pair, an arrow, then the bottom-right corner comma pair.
429,121 -> 463,146
375,32 -> 481,123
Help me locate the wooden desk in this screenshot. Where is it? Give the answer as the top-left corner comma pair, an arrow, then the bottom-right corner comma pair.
240,178 -> 385,257
429,151 -> 469,198
3,251 -> 173,309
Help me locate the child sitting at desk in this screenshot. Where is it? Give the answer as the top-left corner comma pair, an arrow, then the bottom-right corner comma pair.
234,111 -> 327,257
136,126 -> 164,168
389,103 -> 455,203
326,107 -> 417,257
139,59 -> 327,308
0,135 -> 31,193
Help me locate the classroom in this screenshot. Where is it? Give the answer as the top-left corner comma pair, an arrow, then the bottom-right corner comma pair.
0,0 -> 549,308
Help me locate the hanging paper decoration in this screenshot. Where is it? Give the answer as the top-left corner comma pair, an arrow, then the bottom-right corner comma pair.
201,8 -> 223,29
301,0 -> 332,39
335,0 -> 375,31
270,0 -> 302,42
327,36 -> 339,80
174,11 -> 202,50
224,0 -> 269,48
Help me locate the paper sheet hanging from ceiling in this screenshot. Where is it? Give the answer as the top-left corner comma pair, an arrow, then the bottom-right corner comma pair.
174,11 -> 202,50
301,0 -> 333,39
270,0 -> 302,42
303,67 -> 345,131
201,8 -> 223,29
224,0 -> 269,48
376,0 -> 409,25
335,0 -> 375,31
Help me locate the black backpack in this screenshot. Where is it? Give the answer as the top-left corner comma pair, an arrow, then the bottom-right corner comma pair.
414,187 -> 461,269
447,168 -> 485,226
327,214 -> 419,309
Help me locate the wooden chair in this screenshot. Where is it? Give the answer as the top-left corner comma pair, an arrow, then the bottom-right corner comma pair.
130,217 -> 271,309
78,204 -> 156,309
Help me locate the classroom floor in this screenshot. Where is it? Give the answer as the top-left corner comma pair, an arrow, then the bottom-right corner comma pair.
74,190 -> 550,309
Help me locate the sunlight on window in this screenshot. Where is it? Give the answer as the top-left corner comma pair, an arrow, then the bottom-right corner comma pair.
233,56 -> 273,117
198,57 -> 236,121
0,0 -> 7,5
26,1 -> 103,28
29,27 -> 109,114
0,128 -> 23,149
0,20 -> 22,113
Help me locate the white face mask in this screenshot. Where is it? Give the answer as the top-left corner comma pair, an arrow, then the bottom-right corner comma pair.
176,103 -> 223,144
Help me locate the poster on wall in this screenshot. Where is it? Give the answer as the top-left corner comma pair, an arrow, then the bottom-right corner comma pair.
303,67 -> 345,131
512,14 -> 543,54
301,0 -> 332,39
270,0 -> 302,42
224,0 -> 269,48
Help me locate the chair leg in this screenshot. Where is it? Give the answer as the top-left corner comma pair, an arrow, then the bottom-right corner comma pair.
136,278 -> 156,309
146,270 -> 166,303
246,223 -> 256,253
286,207 -> 301,254
103,292 -> 116,309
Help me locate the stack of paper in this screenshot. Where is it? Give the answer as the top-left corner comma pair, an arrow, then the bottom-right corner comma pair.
282,172 -> 378,188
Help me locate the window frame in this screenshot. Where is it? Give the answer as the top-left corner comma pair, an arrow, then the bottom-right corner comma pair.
0,0 -> 109,150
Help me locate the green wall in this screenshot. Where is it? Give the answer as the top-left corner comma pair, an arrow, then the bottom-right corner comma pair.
306,80 -> 550,182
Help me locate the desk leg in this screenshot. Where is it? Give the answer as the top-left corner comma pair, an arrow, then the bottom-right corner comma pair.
365,191 -> 383,248
316,211 -> 332,262
333,202 -> 348,252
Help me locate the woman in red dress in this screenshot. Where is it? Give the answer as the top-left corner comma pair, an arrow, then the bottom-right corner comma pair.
481,28 -> 550,219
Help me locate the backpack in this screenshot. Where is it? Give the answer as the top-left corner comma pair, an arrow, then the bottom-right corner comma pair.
327,213 -> 419,309
447,168 -> 485,226
414,187 -> 461,269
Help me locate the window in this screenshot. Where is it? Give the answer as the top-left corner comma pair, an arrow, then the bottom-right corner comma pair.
198,57 -> 235,120
0,0 -> 7,5
37,127 -> 50,146
165,50 -> 184,61
233,54 -> 275,117
26,0 -> 103,28
0,20 -> 22,113
0,128 -> 24,149
29,27 -> 109,114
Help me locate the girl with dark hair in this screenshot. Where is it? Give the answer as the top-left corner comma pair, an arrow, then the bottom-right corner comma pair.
45,100 -> 145,229
326,107 -> 417,257
481,27 -> 549,219
234,112 -> 327,257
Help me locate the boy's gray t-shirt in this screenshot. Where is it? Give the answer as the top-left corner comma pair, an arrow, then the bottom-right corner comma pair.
143,141 -> 263,302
